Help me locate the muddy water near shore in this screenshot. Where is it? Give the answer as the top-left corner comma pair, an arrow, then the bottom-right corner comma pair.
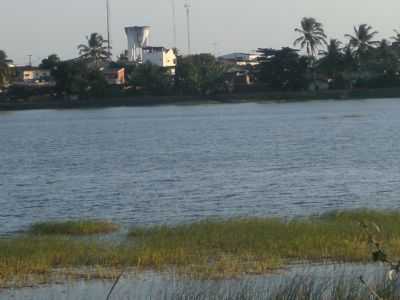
0,264 -> 386,300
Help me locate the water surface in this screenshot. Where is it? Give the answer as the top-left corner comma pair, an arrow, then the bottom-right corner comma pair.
1,99 -> 400,234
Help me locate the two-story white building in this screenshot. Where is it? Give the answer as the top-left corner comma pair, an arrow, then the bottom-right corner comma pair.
142,47 -> 177,73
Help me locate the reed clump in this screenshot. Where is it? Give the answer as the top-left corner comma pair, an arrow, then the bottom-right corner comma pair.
0,236 -> 137,288
29,220 -> 120,235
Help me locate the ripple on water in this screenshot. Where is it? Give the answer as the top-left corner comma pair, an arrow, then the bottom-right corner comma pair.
1,101 -> 400,234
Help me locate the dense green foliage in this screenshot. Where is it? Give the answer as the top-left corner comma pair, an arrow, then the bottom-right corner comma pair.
53,60 -> 108,98
39,54 -> 61,71
129,63 -> 173,95
175,54 -> 226,95
257,48 -> 309,91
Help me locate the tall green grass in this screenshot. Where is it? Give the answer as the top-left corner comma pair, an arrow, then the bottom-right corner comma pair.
129,209 -> 400,277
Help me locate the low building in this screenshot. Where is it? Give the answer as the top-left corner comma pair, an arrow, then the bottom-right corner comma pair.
218,52 -> 261,66
15,67 -> 51,83
11,67 -> 54,86
142,47 -> 177,73
102,67 -> 126,85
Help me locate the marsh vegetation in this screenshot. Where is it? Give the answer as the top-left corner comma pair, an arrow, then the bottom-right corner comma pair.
1,209 -> 400,290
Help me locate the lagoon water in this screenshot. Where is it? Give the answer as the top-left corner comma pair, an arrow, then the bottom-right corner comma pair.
1,99 -> 400,234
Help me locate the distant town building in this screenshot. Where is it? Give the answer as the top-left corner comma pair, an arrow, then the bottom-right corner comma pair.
218,52 -> 261,66
12,67 -> 53,86
125,26 -> 151,63
14,67 -> 51,82
143,47 -> 177,68
102,67 -> 126,85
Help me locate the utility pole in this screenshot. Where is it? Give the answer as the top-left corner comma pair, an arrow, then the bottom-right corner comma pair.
171,0 -> 177,48
28,55 -> 32,67
213,42 -> 218,57
106,0 -> 112,59
184,1 -> 192,55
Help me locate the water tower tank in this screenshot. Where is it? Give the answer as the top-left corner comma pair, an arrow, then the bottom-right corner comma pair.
125,26 -> 151,62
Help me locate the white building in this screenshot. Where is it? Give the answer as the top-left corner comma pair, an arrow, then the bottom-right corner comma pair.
21,68 -> 51,82
142,47 -> 177,70
218,52 -> 261,66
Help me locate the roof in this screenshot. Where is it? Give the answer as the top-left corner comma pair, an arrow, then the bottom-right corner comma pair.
218,52 -> 260,61
15,66 -> 50,72
143,46 -> 171,52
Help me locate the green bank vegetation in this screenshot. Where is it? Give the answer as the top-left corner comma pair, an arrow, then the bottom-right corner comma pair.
4,18 -> 400,101
1,210 -> 400,288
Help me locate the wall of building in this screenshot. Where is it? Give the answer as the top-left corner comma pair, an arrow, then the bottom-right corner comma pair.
143,48 -> 177,68
23,69 -> 51,81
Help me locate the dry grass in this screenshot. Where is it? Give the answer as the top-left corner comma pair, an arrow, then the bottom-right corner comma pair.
29,220 -> 120,236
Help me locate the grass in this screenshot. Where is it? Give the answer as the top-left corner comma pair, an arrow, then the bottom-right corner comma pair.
2,209 -> 400,288
128,209 -> 400,277
29,220 -> 120,235
158,274 -> 399,300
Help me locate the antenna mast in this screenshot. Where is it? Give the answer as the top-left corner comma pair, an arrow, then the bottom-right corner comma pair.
184,0 -> 192,55
106,0 -> 112,58
171,0 -> 177,48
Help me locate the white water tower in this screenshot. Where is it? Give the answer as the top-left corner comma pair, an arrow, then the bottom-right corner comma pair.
125,26 -> 151,62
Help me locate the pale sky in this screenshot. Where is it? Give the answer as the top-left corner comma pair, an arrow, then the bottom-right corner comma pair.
2,0 -> 400,65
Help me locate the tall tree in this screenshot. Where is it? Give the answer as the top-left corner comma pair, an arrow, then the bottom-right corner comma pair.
345,24 -> 379,60
318,39 -> 343,75
175,54 -> 226,95
0,50 -> 10,88
39,54 -> 61,71
367,39 -> 400,86
257,47 -> 309,91
294,17 -> 327,57
129,63 -> 173,95
53,60 -> 109,98
317,39 -> 347,88
78,33 -> 110,67
391,29 -> 400,45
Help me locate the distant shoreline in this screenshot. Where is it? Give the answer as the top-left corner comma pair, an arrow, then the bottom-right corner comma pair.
2,88 -> 400,111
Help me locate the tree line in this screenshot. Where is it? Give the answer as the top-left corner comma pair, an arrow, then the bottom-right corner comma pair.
258,18 -> 400,91
2,18 -> 400,98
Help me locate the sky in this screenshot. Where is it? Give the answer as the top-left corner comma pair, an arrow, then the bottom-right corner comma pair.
2,0 -> 400,65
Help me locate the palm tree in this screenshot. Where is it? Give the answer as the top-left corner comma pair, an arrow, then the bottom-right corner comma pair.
78,33 -> 110,67
294,17 -> 327,90
319,39 -> 342,59
318,39 -> 344,78
345,24 -> 379,60
374,39 -> 398,75
0,50 -> 9,88
391,29 -> 400,44
294,17 -> 327,58
391,29 -> 400,52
